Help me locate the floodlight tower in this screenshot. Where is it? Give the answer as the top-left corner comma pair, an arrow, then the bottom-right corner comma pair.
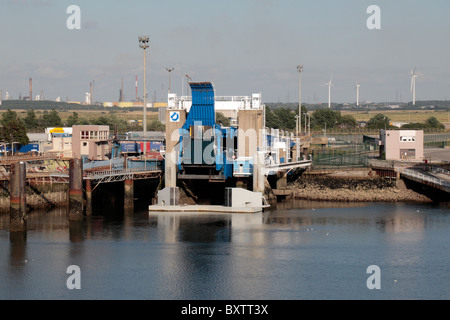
139,35 -> 149,158
297,65 -> 303,136
166,67 -> 174,94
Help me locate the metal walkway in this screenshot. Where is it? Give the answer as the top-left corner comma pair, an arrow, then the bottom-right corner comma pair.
399,167 -> 450,193
264,160 -> 312,175
84,167 -> 162,184
0,167 -> 162,184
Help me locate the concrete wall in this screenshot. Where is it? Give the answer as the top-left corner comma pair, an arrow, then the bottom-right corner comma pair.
51,135 -> 72,157
237,109 -> 263,158
165,109 -> 186,188
165,109 -> 187,153
225,188 -> 263,208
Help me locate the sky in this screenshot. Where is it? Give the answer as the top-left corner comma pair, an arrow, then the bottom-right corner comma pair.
1,0 -> 450,104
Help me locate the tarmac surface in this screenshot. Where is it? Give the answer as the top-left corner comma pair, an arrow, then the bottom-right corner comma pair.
424,148 -> 450,162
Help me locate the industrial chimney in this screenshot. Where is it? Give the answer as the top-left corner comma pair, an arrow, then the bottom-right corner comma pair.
29,78 -> 32,101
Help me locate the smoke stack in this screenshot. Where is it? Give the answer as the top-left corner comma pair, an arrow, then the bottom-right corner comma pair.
29,78 -> 32,101
90,82 -> 92,104
136,75 -> 138,101
120,78 -> 124,102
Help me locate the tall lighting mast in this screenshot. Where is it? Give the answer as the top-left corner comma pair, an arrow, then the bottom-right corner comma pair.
166,67 -> 174,94
139,36 -> 149,158
297,65 -> 303,136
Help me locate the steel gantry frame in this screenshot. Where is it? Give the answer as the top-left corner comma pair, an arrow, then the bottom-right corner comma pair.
84,167 -> 162,192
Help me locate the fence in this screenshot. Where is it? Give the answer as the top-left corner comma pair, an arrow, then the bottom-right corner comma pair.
423,133 -> 450,148
311,148 -> 379,169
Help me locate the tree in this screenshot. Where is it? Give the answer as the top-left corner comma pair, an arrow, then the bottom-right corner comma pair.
367,113 -> 392,129
147,120 -> 165,131
216,112 -> 231,127
401,116 -> 445,130
273,108 -> 296,130
425,116 -> 445,129
265,106 -> 281,129
23,109 -> 40,129
41,109 -> 62,127
339,114 -> 358,128
291,105 -> 310,133
66,112 -> 80,126
93,115 -> 130,133
311,108 -> 342,129
0,109 -> 29,147
1,109 -> 19,124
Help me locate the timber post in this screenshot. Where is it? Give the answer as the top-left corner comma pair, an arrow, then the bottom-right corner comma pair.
124,179 -> 134,208
85,179 -> 92,216
68,158 -> 84,221
10,162 -> 27,232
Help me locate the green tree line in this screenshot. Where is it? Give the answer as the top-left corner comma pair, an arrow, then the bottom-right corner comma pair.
265,106 -> 359,131
19,109 -> 165,132
0,109 -> 166,146
265,106 -> 447,132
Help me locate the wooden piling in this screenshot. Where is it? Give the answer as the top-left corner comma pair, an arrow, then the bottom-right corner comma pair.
124,179 -> 134,208
68,158 -> 84,221
10,162 -> 27,232
85,179 -> 92,216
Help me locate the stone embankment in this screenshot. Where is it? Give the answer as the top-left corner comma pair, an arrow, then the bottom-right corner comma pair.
282,170 -> 432,203
0,183 -> 68,212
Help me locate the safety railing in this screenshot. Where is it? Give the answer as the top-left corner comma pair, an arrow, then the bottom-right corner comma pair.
83,165 -> 161,179
401,168 -> 450,188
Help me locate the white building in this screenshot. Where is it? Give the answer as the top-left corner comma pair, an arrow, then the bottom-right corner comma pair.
167,92 -> 263,121
380,130 -> 424,161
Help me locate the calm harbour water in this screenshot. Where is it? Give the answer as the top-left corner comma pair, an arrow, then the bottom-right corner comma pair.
0,200 -> 449,300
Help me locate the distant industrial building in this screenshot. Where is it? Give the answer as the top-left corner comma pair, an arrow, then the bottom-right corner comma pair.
102,101 -> 166,108
45,127 -> 73,141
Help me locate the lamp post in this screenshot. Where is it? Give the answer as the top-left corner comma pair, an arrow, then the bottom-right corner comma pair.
166,67 -> 174,94
308,113 -> 310,136
303,113 -> 307,135
304,113 -> 310,136
139,35 -> 149,160
297,65 -> 303,137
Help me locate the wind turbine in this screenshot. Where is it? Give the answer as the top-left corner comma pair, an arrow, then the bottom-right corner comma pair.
323,75 -> 334,108
410,68 -> 418,105
355,82 -> 361,106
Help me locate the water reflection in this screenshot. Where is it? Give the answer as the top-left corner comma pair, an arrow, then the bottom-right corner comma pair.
9,232 -> 27,266
1,201 -> 447,242
1,201 -> 448,299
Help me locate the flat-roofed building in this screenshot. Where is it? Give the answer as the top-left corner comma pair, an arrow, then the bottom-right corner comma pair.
72,125 -> 110,160
380,129 -> 424,161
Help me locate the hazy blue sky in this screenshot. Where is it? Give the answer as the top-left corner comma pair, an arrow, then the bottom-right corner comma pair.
1,0 -> 449,104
